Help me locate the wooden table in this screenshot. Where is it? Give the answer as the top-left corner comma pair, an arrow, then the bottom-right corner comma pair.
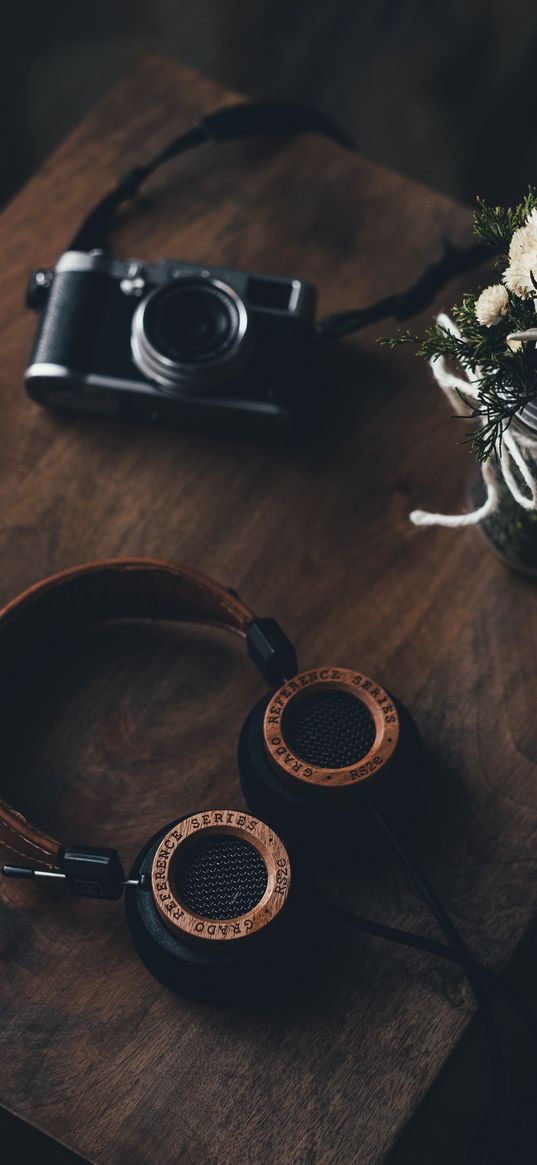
1,55 -> 536,1165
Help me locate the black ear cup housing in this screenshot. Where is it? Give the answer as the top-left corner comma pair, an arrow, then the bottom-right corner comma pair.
239,681 -> 422,855
125,815 -> 313,1002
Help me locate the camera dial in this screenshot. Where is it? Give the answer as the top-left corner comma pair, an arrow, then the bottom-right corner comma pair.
131,275 -> 250,391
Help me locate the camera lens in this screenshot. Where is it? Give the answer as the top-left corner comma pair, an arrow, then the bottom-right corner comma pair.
131,277 -> 249,391
146,283 -> 238,363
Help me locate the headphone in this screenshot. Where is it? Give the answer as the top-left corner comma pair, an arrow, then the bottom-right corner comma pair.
0,555 -> 420,1001
4,555 -> 537,1164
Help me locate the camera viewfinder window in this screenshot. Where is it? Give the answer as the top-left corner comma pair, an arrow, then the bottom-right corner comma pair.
247,277 -> 292,311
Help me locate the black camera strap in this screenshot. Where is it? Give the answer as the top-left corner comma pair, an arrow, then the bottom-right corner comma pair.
68,99 -> 488,336
68,101 -> 355,253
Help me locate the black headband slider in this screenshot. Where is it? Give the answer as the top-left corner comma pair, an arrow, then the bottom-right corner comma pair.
246,617 -> 298,687
61,845 -> 125,900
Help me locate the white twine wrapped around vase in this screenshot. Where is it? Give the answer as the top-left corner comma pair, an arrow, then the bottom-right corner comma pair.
410,313 -> 537,528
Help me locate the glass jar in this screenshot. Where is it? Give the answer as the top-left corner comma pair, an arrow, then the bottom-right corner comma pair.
470,401 -> 537,574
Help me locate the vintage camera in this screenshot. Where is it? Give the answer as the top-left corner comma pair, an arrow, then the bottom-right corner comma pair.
25,251 -> 317,438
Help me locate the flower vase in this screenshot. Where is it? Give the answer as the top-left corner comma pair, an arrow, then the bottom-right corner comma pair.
469,404 -> 537,575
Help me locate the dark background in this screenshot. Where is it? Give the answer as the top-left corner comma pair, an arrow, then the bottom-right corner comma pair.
1,0 -> 536,209
2,3 -> 537,1162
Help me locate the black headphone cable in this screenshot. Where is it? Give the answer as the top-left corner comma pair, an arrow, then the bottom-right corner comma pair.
361,793 -> 506,1163
329,905 -> 537,1050
329,901 -> 537,1164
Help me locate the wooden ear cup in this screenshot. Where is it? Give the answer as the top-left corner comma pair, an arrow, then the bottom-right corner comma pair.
125,810 -> 311,1001
238,668 -> 422,852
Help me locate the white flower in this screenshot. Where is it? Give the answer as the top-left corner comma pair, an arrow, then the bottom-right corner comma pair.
505,208 -> 537,293
475,283 -> 509,326
509,220 -> 537,263
503,245 -> 537,298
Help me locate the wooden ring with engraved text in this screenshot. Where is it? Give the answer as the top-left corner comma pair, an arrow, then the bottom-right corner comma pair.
151,810 -> 291,943
263,667 -> 400,790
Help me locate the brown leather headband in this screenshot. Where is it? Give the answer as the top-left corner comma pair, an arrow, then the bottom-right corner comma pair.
0,557 -> 256,871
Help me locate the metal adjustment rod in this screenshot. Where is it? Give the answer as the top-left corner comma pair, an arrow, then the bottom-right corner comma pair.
1,866 -> 143,887
1,846 -> 147,899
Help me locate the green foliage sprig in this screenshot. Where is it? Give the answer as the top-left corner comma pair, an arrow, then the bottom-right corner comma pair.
473,188 -> 537,258
383,188 -> 537,462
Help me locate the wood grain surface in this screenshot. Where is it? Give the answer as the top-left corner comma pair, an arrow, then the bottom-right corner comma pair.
1,54 -> 536,1165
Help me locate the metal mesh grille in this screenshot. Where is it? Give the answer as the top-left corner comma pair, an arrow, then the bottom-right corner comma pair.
284,689 -> 376,768
173,835 -> 268,919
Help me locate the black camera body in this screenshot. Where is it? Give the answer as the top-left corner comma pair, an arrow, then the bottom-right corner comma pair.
25,251 -> 317,438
